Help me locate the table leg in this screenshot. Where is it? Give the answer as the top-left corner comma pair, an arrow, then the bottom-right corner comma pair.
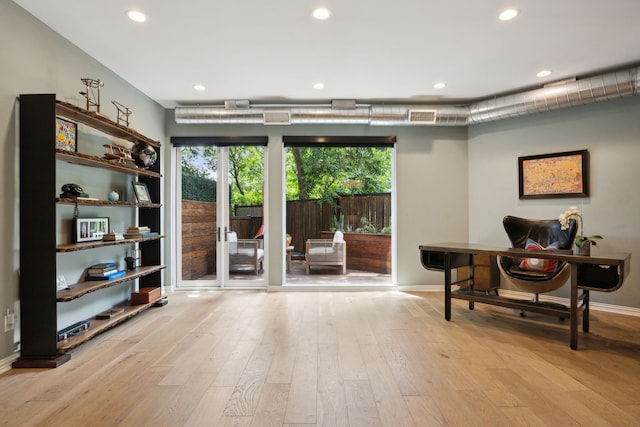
286,250 -> 292,273
444,253 -> 451,321
469,256 -> 475,311
583,289 -> 590,333
570,263 -> 578,350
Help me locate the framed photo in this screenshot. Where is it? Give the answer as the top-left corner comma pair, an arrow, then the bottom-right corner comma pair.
55,117 -> 77,152
519,149 -> 589,199
74,217 -> 109,242
56,275 -> 69,291
132,181 -> 152,204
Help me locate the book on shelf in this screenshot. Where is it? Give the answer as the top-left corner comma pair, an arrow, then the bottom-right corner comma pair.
90,262 -> 116,269
127,226 -> 151,233
102,232 -> 124,241
87,267 -> 118,276
85,270 -> 126,281
124,231 -> 158,239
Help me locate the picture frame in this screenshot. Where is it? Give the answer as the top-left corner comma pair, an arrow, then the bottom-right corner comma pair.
55,117 -> 77,152
74,217 -> 109,242
56,275 -> 69,291
132,181 -> 152,204
519,149 -> 589,199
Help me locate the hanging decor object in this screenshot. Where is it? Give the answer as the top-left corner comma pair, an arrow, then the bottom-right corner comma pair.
132,142 -> 157,168
79,78 -> 104,113
112,100 -> 132,127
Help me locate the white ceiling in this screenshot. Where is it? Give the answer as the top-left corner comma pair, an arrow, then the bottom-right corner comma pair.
13,0 -> 640,109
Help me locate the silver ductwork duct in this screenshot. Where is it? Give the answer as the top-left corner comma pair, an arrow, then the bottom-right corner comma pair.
467,68 -> 637,124
174,66 -> 639,126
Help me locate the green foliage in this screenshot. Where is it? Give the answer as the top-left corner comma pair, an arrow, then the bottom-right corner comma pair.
181,145 -> 391,208
182,173 -> 216,202
180,146 -> 264,206
286,146 -> 391,202
355,216 -> 378,233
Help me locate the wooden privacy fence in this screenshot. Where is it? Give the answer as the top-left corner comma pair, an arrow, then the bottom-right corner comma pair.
181,193 -> 391,278
181,200 -> 216,280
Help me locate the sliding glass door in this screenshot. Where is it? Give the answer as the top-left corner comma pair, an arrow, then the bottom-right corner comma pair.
175,142 -> 266,288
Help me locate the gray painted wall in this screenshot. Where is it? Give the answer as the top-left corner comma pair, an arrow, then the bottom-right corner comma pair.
165,120 -> 469,287
468,96 -> 640,307
0,2 -> 167,362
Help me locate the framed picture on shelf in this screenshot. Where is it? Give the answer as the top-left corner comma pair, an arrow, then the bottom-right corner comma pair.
518,149 -> 589,199
55,117 -> 77,152
132,181 -> 152,204
74,217 -> 109,242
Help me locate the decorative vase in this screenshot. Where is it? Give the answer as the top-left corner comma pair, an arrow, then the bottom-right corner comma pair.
573,240 -> 591,256
107,191 -> 120,202
286,235 -> 292,247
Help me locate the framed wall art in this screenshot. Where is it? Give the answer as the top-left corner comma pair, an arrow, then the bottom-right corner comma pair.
518,149 -> 589,199
132,181 -> 152,204
74,217 -> 109,242
55,117 -> 77,152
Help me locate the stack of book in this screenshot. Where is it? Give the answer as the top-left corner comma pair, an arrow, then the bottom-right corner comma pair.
86,262 -> 126,281
124,226 -> 157,239
102,231 -> 124,241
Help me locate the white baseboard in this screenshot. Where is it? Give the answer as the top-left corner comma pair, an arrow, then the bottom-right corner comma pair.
0,353 -> 18,374
496,289 -> 640,317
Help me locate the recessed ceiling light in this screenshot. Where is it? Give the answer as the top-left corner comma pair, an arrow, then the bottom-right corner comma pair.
434,82 -> 446,89
127,10 -> 147,23
193,84 -> 206,91
498,9 -> 519,21
313,8 -> 331,20
536,70 -> 552,78
313,82 -> 325,90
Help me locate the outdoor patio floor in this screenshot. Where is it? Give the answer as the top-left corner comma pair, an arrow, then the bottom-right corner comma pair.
219,260 -> 392,286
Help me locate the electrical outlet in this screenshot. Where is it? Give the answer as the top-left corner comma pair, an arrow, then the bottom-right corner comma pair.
4,309 -> 15,332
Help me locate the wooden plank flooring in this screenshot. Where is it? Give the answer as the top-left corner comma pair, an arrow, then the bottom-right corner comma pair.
1,290 -> 640,426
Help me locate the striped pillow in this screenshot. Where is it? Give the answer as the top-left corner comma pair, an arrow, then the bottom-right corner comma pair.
520,239 -> 560,273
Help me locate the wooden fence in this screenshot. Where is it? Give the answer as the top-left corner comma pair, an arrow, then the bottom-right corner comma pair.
181,193 -> 391,278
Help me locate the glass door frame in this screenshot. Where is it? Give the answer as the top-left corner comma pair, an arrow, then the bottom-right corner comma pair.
172,139 -> 268,289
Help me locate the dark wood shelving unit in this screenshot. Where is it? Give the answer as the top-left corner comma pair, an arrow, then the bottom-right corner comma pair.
14,94 -> 165,369
55,149 -> 161,178
56,234 -> 165,253
57,265 -> 166,302
57,300 -> 163,354
56,197 -> 161,208
56,100 -> 161,148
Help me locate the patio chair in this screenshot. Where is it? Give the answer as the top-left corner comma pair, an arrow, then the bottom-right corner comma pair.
228,231 -> 264,274
305,231 -> 346,274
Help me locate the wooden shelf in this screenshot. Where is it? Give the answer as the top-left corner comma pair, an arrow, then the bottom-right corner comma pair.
56,101 -> 161,148
56,150 -> 161,178
57,265 -> 166,302
57,299 -> 164,353
16,94 -> 165,368
57,234 -> 164,253
56,197 -> 161,209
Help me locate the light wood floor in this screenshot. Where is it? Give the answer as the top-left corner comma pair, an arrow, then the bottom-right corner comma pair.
2,290 -> 640,427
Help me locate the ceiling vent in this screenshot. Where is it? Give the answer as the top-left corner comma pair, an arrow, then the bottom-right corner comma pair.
332,99 -> 357,109
224,99 -> 250,109
263,110 -> 291,125
408,109 -> 437,124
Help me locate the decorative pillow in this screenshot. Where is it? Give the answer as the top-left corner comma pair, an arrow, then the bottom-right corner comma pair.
519,239 -> 560,272
332,230 -> 345,249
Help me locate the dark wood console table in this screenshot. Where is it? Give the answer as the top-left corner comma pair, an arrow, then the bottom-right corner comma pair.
419,243 -> 631,350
